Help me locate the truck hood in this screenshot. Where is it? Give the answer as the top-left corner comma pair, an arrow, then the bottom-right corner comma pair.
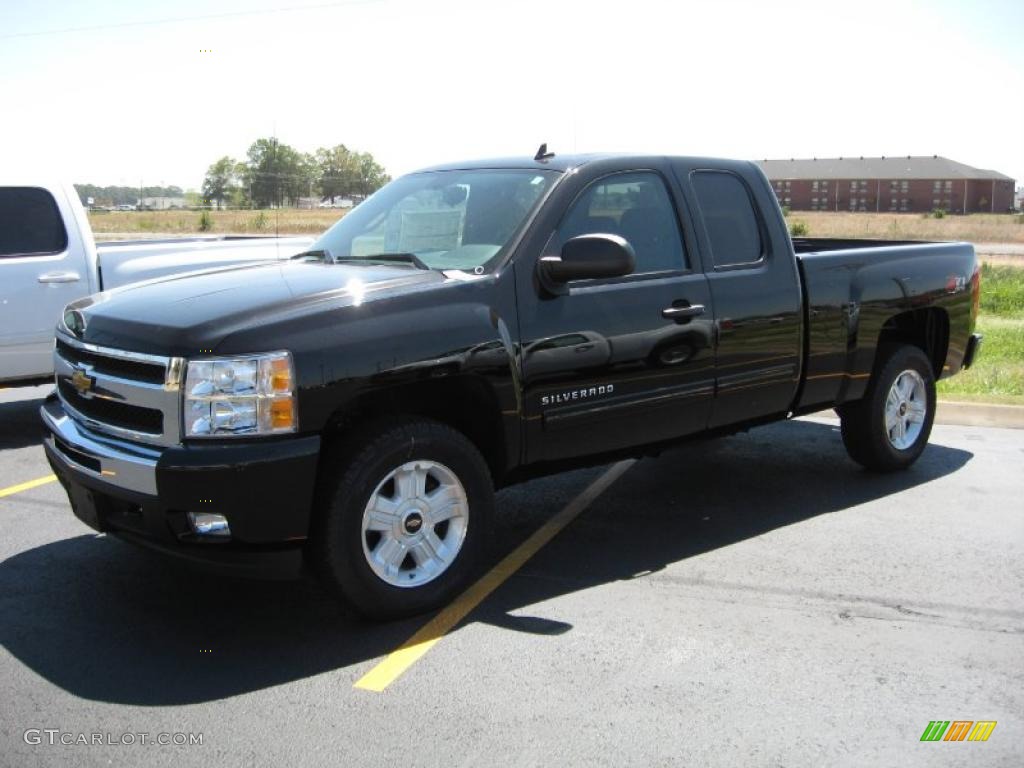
66,260 -> 446,355
96,236 -> 315,291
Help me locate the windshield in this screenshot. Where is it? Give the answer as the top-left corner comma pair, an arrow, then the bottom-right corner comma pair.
311,169 -> 559,272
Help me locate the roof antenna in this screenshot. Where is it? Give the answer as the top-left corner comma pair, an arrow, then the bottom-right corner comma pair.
534,143 -> 555,162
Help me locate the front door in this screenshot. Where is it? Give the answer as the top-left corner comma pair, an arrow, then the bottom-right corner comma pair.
516,167 -> 715,464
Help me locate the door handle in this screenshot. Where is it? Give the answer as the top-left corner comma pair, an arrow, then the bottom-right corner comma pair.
662,304 -> 705,320
38,271 -> 81,284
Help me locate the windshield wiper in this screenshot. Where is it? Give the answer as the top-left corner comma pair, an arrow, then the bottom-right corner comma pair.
332,253 -> 431,271
290,248 -> 332,262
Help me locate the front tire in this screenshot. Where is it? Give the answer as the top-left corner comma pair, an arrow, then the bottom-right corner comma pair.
311,418 -> 494,620
839,344 -> 936,471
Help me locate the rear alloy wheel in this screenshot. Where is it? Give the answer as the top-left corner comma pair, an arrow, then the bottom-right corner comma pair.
311,418 -> 493,620
883,369 -> 928,450
839,344 -> 936,471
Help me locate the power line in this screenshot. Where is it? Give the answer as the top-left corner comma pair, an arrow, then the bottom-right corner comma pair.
0,0 -> 385,40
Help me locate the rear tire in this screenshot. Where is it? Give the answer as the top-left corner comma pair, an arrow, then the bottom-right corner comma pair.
838,344 -> 936,472
310,418 -> 494,620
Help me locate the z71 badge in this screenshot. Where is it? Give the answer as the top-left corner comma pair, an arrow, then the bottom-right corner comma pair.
541,384 -> 615,407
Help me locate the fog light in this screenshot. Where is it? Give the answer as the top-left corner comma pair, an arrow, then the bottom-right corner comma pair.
187,512 -> 231,537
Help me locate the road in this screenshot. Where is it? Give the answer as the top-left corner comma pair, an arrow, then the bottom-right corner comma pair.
1,385 -> 1022,767
976,243 -> 1024,257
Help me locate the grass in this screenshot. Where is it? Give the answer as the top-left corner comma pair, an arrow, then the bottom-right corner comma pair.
937,264 -> 1024,404
89,208 -> 346,236
785,211 -> 1024,244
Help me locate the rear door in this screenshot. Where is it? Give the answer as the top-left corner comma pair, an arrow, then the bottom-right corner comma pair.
0,186 -> 88,381
674,162 -> 803,427
516,163 -> 716,463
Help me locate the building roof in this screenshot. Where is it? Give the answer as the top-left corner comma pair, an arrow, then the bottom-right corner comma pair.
758,156 -> 1014,182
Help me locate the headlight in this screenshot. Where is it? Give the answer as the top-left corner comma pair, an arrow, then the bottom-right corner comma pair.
184,351 -> 297,437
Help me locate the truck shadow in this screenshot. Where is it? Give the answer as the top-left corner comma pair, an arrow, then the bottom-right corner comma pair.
0,395 -> 48,450
0,420 -> 972,705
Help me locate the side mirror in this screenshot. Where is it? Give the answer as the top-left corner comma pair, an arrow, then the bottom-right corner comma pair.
538,233 -> 636,289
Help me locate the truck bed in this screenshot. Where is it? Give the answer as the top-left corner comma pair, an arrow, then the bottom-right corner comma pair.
793,239 -> 977,413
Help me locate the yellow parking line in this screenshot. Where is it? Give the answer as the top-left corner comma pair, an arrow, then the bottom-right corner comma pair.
0,474 -> 57,499
354,459 -> 636,692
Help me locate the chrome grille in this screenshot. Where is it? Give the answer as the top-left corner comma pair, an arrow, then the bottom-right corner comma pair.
56,338 -> 165,384
54,332 -> 184,447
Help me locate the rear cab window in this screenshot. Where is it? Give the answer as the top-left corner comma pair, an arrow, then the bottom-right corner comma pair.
0,187 -> 68,258
690,171 -> 765,269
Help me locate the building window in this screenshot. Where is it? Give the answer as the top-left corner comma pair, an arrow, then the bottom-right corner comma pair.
890,180 -> 898,190
944,180 -> 952,191
933,181 -> 942,193
900,181 -> 909,193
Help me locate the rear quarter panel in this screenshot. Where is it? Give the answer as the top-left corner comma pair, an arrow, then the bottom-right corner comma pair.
796,242 -> 976,410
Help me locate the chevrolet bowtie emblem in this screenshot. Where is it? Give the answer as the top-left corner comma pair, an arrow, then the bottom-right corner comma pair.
70,366 -> 95,397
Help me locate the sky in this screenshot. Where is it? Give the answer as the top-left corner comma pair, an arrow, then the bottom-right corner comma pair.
2,0 -> 1022,191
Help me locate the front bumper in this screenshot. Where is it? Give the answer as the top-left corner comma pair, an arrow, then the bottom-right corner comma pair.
962,333 -> 983,370
41,395 -> 321,578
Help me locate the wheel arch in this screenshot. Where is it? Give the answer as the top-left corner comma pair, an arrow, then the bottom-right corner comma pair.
873,307 -> 949,379
319,375 -> 511,483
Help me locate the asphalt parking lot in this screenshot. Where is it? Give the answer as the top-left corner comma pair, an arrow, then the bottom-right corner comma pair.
2,384 -> 1022,767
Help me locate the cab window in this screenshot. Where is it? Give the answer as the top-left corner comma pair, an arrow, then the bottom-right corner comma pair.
556,172 -> 686,274
0,187 -> 68,257
690,171 -> 764,268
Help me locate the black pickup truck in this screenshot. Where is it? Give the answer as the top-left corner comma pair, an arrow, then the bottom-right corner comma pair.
42,152 -> 982,618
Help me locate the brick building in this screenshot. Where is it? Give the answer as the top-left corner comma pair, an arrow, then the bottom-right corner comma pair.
758,156 -> 1015,214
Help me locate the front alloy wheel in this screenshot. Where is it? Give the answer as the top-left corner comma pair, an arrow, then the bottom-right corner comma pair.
361,460 -> 469,588
311,418 -> 493,620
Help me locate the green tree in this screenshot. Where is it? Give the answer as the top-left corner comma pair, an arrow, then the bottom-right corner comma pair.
315,144 -> 357,202
201,156 -> 241,208
351,151 -> 390,198
243,138 -> 310,208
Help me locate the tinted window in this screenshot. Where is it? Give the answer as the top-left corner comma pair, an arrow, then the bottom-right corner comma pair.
0,187 -> 68,257
558,172 -> 685,274
691,171 -> 763,267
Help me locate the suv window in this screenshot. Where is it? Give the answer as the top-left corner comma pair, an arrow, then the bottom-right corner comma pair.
0,187 -> 68,257
690,171 -> 763,268
557,172 -> 686,274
